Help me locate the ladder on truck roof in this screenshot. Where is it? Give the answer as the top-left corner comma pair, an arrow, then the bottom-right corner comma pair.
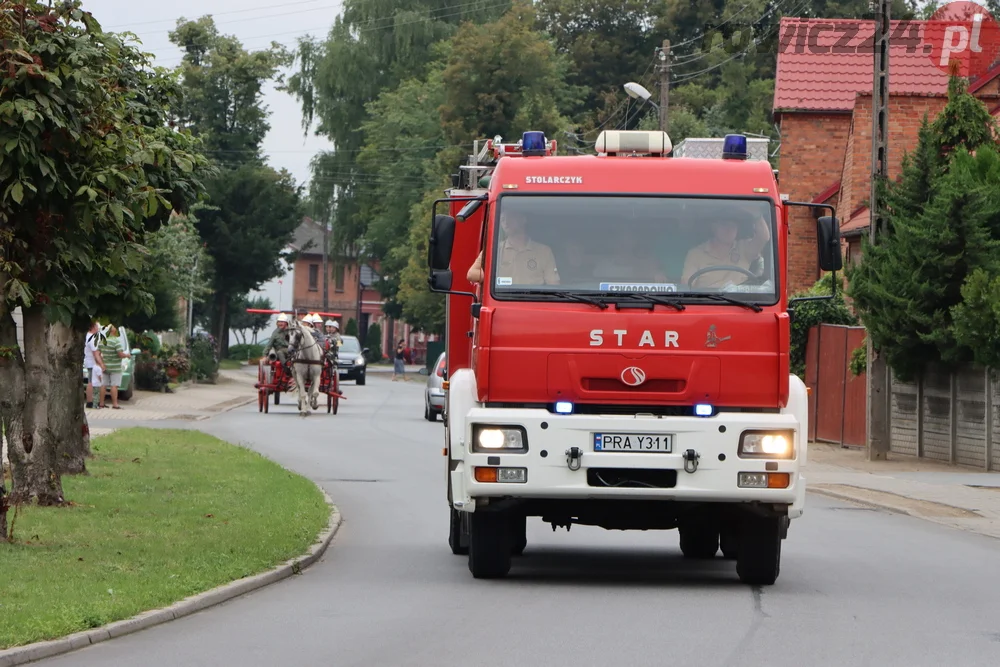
450,134 -> 558,191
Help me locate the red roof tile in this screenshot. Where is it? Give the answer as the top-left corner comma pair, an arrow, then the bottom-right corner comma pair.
774,18 -> 954,113
841,206 -> 870,235
812,180 -> 841,203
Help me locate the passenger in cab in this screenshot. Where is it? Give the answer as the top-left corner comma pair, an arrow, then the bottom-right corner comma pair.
681,209 -> 770,289
466,211 -> 559,285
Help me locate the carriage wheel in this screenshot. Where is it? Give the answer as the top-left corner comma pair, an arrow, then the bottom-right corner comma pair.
326,393 -> 332,413
264,390 -> 270,413
274,390 -> 280,405
258,389 -> 265,412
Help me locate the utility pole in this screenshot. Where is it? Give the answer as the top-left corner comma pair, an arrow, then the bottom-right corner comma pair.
658,40 -> 670,132
867,0 -> 891,461
322,219 -> 330,312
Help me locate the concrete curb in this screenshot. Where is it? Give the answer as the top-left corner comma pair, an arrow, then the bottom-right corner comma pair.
807,486 -> 1000,541
0,486 -> 341,667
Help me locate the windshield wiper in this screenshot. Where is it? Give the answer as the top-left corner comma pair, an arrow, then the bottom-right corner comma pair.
501,290 -> 609,309
610,292 -> 686,311
675,293 -> 763,312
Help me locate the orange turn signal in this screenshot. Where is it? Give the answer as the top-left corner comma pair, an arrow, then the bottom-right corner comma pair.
474,467 -> 498,483
767,473 -> 790,489
442,381 -> 450,390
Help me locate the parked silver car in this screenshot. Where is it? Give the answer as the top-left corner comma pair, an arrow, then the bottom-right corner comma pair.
424,351 -> 446,421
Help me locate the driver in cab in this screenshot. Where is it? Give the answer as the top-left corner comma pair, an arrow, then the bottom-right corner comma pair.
681,210 -> 770,289
467,211 -> 559,285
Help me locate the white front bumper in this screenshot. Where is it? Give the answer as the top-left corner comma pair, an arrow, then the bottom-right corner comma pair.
452,408 -> 801,505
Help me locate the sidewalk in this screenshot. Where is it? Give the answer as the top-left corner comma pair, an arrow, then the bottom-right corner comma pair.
805,442 -> 1000,540
83,367 -> 258,437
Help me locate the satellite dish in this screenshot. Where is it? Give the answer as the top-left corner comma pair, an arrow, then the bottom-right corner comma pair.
623,82 -> 652,101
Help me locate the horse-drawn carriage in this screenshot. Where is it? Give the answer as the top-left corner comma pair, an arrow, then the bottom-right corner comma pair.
251,309 -> 346,415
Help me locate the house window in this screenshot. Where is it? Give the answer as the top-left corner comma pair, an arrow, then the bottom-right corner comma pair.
335,264 -> 345,292
308,264 -> 319,291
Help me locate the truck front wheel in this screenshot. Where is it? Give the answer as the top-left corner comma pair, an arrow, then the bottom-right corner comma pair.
468,510 -> 512,578
736,517 -> 782,585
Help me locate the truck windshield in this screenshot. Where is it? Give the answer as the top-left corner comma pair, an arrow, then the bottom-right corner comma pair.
488,195 -> 778,304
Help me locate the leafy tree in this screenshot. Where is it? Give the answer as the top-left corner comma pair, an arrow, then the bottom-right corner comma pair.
168,17 -> 291,164
535,0 -> 658,128
286,0 -> 509,255
124,213 -> 212,334
0,2 -> 210,506
397,188 -> 447,333
229,294 -> 273,345
169,18 -> 302,356
356,67 -> 448,314
192,164 -> 304,356
439,2 -> 571,144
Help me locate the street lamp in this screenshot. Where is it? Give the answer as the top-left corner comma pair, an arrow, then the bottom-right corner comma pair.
622,82 -> 660,131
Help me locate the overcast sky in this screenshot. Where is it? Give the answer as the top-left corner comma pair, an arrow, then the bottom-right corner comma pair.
80,0 -> 339,188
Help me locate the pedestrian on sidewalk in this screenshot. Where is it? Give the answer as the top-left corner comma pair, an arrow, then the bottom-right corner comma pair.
392,339 -> 406,381
98,325 -> 129,409
84,321 -> 106,409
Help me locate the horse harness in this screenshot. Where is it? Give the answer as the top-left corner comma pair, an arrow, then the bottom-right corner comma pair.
288,334 -> 325,366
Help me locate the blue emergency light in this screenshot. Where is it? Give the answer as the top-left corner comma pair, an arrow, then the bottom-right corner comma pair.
722,134 -> 748,160
694,403 -> 714,417
522,131 -> 547,156
555,401 -> 573,414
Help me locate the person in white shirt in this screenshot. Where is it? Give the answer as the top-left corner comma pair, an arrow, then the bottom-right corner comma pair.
84,321 -> 106,409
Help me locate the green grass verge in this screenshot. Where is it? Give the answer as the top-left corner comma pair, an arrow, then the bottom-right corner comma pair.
219,359 -> 244,371
0,428 -> 329,650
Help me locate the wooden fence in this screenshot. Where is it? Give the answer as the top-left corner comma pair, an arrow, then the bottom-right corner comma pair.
804,323 -> 1000,469
804,324 -> 867,447
889,364 -> 1000,470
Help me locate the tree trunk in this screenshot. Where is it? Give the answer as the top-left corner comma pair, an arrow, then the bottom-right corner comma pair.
214,291 -> 230,359
7,307 -> 63,506
0,299 -> 25,537
49,322 -> 89,475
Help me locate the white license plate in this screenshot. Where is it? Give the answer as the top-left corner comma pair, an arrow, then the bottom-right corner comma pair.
593,433 -> 673,452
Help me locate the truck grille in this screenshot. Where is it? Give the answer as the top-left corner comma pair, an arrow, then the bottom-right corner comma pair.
587,468 -> 677,489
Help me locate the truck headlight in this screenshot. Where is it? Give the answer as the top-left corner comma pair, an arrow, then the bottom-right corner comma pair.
738,430 -> 794,459
472,425 -> 527,453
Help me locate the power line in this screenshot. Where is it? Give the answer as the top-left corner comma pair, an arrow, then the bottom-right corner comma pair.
104,0 -> 329,29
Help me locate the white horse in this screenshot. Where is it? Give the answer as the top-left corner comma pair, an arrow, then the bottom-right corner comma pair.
287,320 -> 323,416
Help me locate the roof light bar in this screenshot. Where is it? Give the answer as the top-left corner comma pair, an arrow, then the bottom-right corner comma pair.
595,130 -> 672,156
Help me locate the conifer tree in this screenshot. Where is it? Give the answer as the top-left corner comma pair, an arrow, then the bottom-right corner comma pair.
848,75 -> 1000,381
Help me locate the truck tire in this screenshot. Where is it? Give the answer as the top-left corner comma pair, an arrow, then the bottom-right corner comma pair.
736,517 -> 782,585
510,514 -> 527,556
679,524 -> 719,559
720,529 -> 739,560
449,507 -> 469,555
468,510 -> 512,578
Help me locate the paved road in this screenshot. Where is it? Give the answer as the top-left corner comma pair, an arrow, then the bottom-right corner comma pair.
44,375 -> 1000,666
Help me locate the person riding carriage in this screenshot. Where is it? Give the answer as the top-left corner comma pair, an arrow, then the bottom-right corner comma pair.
324,319 -> 341,363
266,313 -> 291,363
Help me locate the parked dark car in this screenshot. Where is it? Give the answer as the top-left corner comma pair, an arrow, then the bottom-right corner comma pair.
336,335 -> 368,385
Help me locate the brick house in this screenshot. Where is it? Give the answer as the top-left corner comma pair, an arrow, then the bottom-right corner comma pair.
288,218 -> 439,363
773,17 -> 1000,292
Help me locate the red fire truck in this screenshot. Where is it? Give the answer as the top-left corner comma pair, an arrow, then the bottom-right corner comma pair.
427,130 -> 842,584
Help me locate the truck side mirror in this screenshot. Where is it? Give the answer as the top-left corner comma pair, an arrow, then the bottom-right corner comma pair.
428,214 -> 456,271
816,215 -> 843,272
429,270 -> 454,291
